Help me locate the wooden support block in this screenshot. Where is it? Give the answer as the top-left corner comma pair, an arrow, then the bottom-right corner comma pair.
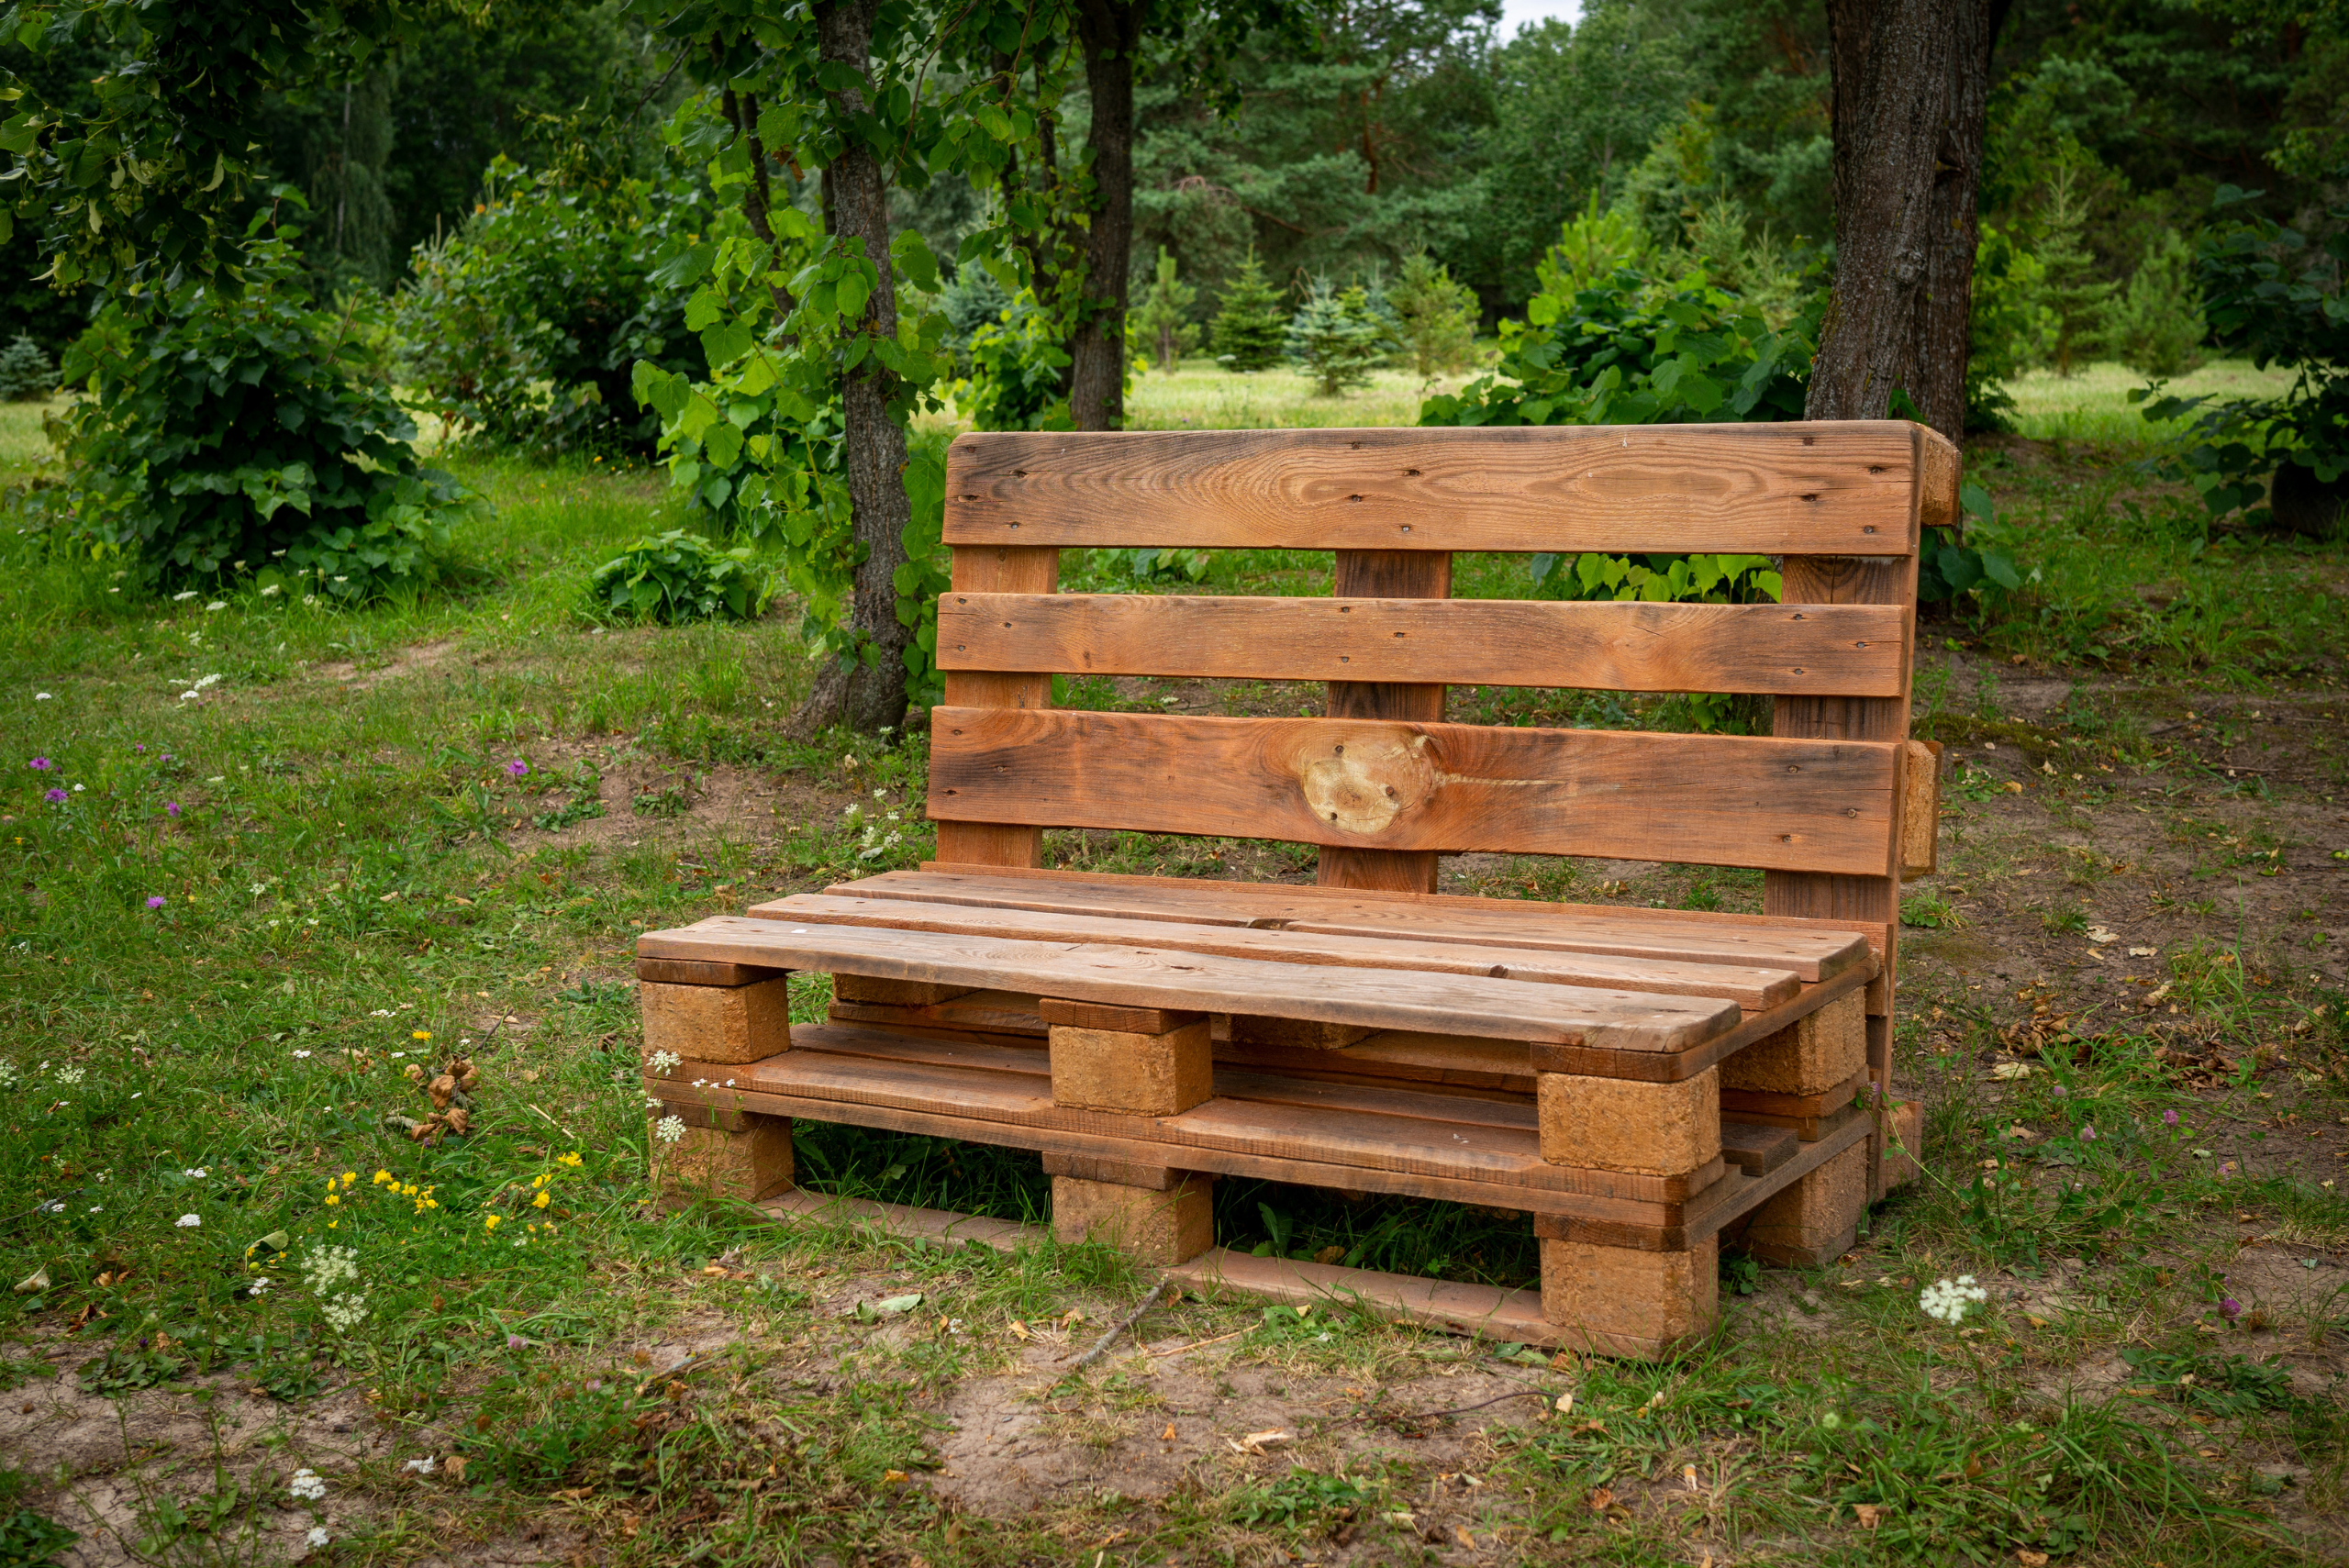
1726,1141 -> 1867,1266
1721,991 -> 1865,1096
1223,1014 -> 1375,1051
1052,1173 -> 1214,1265
1049,1019 -> 1213,1116
1537,1068 -> 1720,1176
652,1113 -> 794,1204
1720,1118 -> 1800,1176
1540,1234 -> 1717,1357
834,973 -> 978,1007
1879,1098 -> 1924,1193
1720,1073 -> 1866,1140
1041,997 -> 1205,1035
1900,739 -> 1942,881
640,977 -> 792,1065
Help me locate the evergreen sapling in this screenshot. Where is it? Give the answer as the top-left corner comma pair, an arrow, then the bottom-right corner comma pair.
1211,249 -> 1288,373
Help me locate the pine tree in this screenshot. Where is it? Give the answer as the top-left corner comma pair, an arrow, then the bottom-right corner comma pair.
1285,277 -> 1392,395
1132,247 -> 1200,373
1211,249 -> 1288,373
2035,161 -> 2114,378
2100,229 -> 2205,379
0,335 -> 55,401
1386,252 -> 1478,380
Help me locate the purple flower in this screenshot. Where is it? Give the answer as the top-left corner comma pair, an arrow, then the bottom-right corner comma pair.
506,760 -> 529,779
506,1334 -> 528,1351
2163,1109 -> 2179,1127
2051,1084 -> 2067,1098
2220,1297 -> 2241,1319
2079,1124 -> 2097,1141
28,757 -> 51,771
2217,1161 -> 2236,1178
146,895 -> 165,909
133,744 -> 144,753
164,802 -> 180,818
43,787 -> 67,804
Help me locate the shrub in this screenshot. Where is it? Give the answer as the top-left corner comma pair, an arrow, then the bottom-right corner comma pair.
2101,229 -> 2206,378
0,335 -> 55,401
396,154 -> 711,455
1286,277 -> 1392,395
1132,247 -> 1201,373
50,221 -> 482,598
962,291 -> 1074,430
1210,248 -> 1287,373
1967,226 -> 2058,431
582,530 -> 773,625
1386,252 -> 1478,380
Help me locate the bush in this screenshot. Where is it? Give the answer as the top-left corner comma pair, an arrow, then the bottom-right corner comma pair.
2101,229 -> 2206,378
1210,248 -> 1287,373
582,530 -> 773,625
50,220 -> 482,598
1286,277 -> 1393,395
1967,226 -> 2058,431
396,154 -> 711,455
962,291 -> 1074,430
1386,252 -> 1478,380
0,335 -> 55,401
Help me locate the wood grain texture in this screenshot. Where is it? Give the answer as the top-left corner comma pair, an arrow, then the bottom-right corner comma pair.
1320,548 -> 1448,894
934,543 -> 1057,867
1900,738 -> 1942,879
756,892 -> 1804,1009
636,957 -> 783,987
1165,1250 -> 1586,1351
939,594 -> 1909,696
1720,1118 -> 1801,1174
943,425 -> 1922,554
641,915 -> 1742,1049
926,708 -> 1900,875
812,867 -> 1879,979
1039,997 -> 1205,1034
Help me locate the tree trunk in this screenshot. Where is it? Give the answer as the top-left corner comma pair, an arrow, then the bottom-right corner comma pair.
1067,0 -> 1146,431
1905,0 -> 2008,441
1806,0 -> 1955,427
793,0 -> 914,736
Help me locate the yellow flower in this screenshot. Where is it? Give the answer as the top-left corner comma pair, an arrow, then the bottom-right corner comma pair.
557,1152 -> 583,1169
412,1029 -> 430,1040
373,1170 -> 393,1186
423,1198 -> 439,1209
341,1172 -> 357,1187
531,1173 -> 548,1189
484,1215 -> 502,1229
325,1195 -> 340,1207
532,1191 -> 551,1210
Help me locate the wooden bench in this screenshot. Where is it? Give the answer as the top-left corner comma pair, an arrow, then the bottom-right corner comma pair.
637,421 -> 1953,1358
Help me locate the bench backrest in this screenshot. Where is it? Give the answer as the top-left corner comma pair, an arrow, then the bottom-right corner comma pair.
928,422 -> 1957,922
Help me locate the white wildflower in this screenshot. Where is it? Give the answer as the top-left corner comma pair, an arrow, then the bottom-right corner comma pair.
321,1294 -> 369,1333
303,594 -> 318,606
288,1468 -> 328,1502
646,1050 -> 682,1073
175,1214 -> 201,1228
369,1009 -> 393,1018
172,591 -> 198,602
0,1064 -> 17,1089
300,1246 -> 362,1295
305,1526 -> 329,1549
53,1066 -> 84,1086
402,1456 -> 435,1474
654,1115 -> 686,1145
1920,1275 -> 1988,1326
250,1277 -> 271,1295
292,1050 -> 312,1059
205,601 -> 226,613
34,692 -> 52,700
184,1167 -> 208,1179
260,584 -> 281,598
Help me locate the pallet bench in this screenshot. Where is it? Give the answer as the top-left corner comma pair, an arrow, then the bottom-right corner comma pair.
638,420 -> 1953,1358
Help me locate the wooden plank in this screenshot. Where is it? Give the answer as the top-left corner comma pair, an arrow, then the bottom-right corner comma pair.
941,594 -> 1909,697
758,892 -> 1803,1009
1321,548 -> 1448,894
643,916 -> 1742,1050
817,866 -> 1880,980
1163,1251 -> 1594,1351
829,986 -> 1048,1038
1041,997 -> 1204,1034
934,543 -> 1057,868
1533,1107 -> 1872,1249
1900,738 -> 1941,880
761,1190 -> 1049,1252
1719,1070 -> 1868,1121
926,708 -> 1900,876
944,425 -> 1922,554
637,957 -> 782,987
1720,1119 -> 1801,1175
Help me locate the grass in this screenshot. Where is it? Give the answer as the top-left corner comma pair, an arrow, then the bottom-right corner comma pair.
1,371 -> 2345,1563
1998,358 -> 2297,445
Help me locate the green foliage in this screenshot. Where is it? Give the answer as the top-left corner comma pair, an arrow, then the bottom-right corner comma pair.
2034,160 -> 2116,378
0,335 -> 55,401
0,1506 -> 76,1567
1385,251 -> 1478,379
582,531 -> 773,626
1132,247 -> 1201,373
1527,550 -> 1781,732
1285,277 -> 1394,395
396,154 -> 711,455
2100,230 -> 2206,378
1534,197 -> 1655,298
1210,248 -> 1288,373
47,221 -> 483,599
1967,226 -> 2058,431
963,292 -> 1074,430
1920,483 -> 2029,604
1228,1467 -> 1377,1528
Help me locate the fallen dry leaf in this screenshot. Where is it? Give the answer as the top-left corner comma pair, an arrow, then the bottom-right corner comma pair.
1006,1319 -> 1031,1340
442,1455 -> 467,1483
1587,1485 -> 1614,1513
2129,946 -> 2157,958
1854,1503 -> 1882,1529
2018,1552 -> 2049,1567
1161,1423 -> 1177,1440
1453,1525 -> 1477,1549
1228,1429 -> 1292,1455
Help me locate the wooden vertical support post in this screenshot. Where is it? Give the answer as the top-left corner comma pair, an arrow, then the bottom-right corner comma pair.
639,964 -> 797,1202
1041,999 -> 1215,1265
1320,548 -> 1450,894
932,539 -> 1060,869
1766,422 -> 1956,1205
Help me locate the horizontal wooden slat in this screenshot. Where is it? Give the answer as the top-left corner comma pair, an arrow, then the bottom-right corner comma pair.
755,893 -> 1802,1009
927,708 -> 1900,876
944,425 -> 1921,554
641,916 -> 1741,1050
826,868 -> 1879,980
939,594 -> 1906,697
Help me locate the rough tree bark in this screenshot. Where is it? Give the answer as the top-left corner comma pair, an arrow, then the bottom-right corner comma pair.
793,0 -> 915,735
1067,0 -> 1148,430
1903,0 -> 2009,441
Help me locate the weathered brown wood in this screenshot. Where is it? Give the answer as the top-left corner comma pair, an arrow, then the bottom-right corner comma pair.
637,957 -> 784,987
934,543 -> 1057,868
943,426 -> 1923,554
927,709 -> 1901,876
1166,1250 -> 1589,1351
941,594 -> 1910,696
1720,1118 -> 1801,1175
1718,1070 -> 1869,1120
832,974 -> 975,1007
1717,1088 -> 1869,1143
1900,738 -> 1942,880
1040,997 -> 1205,1034
1532,1108 -> 1872,1249
758,892 -> 1805,1009
643,915 -> 1742,1049
1320,548 -> 1449,894
829,986 -> 1048,1038
817,868 -> 1880,979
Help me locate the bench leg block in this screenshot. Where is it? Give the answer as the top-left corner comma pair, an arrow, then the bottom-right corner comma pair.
641,978 -> 793,1066
653,1115 -> 795,1204
1540,1235 -> 1717,1359
1732,1140 -> 1868,1267
1722,991 -> 1866,1095
1878,1098 -> 1925,1195
1051,1173 -> 1214,1266
1537,1067 -> 1720,1175
1050,1020 -> 1212,1116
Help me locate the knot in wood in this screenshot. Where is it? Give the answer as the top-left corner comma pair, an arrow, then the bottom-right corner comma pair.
1297,729 -> 1435,835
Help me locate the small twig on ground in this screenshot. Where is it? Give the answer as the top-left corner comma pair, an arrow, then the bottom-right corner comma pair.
1063,1279 -> 1174,1371
529,1102 -> 578,1142
636,1355 -> 701,1396
1405,1388 -> 1558,1421
1149,1326 -> 1252,1358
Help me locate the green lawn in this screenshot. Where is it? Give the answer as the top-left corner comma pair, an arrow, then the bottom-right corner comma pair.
0,378 -> 2343,1565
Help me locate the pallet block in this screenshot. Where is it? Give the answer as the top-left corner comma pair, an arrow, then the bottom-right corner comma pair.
1541,1234 -> 1718,1358
641,977 -> 792,1066
1721,990 -> 1865,1095
652,1111 -> 795,1203
1537,1067 -> 1720,1176
1724,1140 -> 1868,1266
1048,1017 -> 1213,1116
1049,1172 -> 1214,1266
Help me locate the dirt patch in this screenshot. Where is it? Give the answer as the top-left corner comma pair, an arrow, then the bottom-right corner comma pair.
313,639 -> 462,690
